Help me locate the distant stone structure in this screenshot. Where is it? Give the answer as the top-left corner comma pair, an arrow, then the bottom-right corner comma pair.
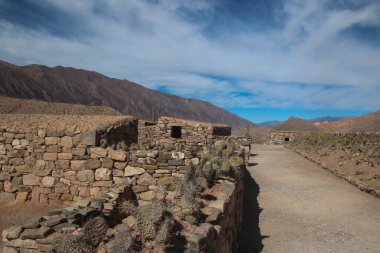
270,131 -> 302,144
0,114 -> 247,252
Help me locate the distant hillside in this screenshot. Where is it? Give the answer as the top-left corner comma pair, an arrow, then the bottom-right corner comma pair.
257,120 -> 282,127
0,60 -> 255,129
273,117 -> 322,132
311,116 -> 352,123
0,96 -> 121,115
317,110 -> 380,132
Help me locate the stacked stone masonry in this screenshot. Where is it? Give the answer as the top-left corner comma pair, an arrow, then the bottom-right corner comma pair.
0,114 -> 249,253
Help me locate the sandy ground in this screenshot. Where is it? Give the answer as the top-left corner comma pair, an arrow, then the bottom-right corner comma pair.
0,202 -> 60,248
240,144 -> 380,253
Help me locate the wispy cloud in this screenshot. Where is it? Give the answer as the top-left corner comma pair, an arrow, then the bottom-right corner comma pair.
0,0 -> 379,113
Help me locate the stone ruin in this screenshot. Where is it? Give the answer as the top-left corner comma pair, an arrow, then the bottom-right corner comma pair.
0,114 -> 249,253
269,131 -> 303,145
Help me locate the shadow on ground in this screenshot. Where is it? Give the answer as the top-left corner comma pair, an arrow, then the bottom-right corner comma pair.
238,161 -> 267,253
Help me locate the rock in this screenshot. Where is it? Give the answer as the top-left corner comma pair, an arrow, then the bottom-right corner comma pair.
90,147 -> 107,158
41,176 -> 55,187
59,136 -> 73,147
23,217 -> 42,229
72,147 -> 86,156
138,191 -> 156,201
40,215 -> 66,227
168,159 -> 185,166
202,207 -> 222,225
157,176 -> 174,186
137,173 -> 156,186
54,160 -> 69,170
132,185 -> 149,193
15,164 -> 29,173
122,216 -> 137,227
2,226 -> 23,240
95,168 -> 112,180
20,139 -> 29,146
4,238 -> 37,248
12,139 -> 20,146
112,169 -> 124,177
156,169 -> 171,174
124,166 -> 145,177
20,227 -> 53,240
76,170 -> 95,182
191,158 -> 200,166
172,152 -> 185,159
43,153 -> 57,161
35,160 -> 46,170
45,137 -> 59,145
2,247 -> 18,253
4,181 -> 17,193
102,158 -> 114,169
114,162 -> 127,170
108,150 -> 127,161
57,153 -> 73,160
63,171 -> 76,181
16,192 -> 28,202
8,158 -> 24,166
85,159 -> 102,169
71,160 -> 86,170
23,174 -> 41,186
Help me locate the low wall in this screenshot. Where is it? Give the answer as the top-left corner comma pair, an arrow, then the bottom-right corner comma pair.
184,167 -> 245,253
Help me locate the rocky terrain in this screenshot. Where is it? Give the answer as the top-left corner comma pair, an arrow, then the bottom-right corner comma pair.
0,96 -> 121,116
316,110 -> 380,132
0,60 -> 255,129
287,133 -> 380,197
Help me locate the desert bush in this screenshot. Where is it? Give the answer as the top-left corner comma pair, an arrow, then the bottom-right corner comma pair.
49,217 -> 108,253
109,226 -> 137,253
136,201 -> 165,240
119,201 -> 137,217
155,217 -> 174,244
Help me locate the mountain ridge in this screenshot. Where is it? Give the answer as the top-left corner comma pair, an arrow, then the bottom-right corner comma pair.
0,60 -> 255,129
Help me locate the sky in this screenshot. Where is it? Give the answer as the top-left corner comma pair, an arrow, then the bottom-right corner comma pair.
0,0 -> 379,123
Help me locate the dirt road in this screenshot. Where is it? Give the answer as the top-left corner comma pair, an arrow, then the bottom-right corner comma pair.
239,144 -> 380,253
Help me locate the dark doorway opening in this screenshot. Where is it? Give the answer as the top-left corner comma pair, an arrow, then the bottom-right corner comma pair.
284,137 -> 290,142
171,126 -> 182,138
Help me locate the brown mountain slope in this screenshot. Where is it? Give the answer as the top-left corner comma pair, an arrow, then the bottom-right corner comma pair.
0,60 -> 255,129
0,96 -> 121,115
272,117 -> 322,132
316,110 -> 380,132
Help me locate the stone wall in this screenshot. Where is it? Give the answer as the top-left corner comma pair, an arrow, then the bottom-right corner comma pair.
185,166 -> 245,253
0,116 -> 140,204
138,117 -> 231,147
270,131 -> 303,145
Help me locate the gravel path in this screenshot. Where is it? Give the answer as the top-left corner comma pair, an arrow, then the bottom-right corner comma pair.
241,144 -> 380,253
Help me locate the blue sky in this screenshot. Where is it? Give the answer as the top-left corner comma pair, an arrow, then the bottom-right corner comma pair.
0,0 -> 380,123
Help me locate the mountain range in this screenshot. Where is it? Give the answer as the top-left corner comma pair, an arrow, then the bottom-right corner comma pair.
0,60 -> 255,129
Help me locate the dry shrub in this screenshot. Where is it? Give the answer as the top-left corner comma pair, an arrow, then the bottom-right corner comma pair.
109,226 -> 137,253
136,201 -> 165,240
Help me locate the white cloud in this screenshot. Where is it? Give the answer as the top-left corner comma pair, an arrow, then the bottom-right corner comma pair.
0,0 -> 379,111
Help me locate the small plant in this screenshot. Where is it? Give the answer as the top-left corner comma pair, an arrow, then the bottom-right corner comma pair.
109,226 -> 137,253
136,201 -> 165,240
155,217 -> 173,244
184,215 -> 198,225
119,201 -> 137,217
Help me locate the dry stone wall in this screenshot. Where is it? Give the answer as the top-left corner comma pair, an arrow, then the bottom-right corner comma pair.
270,131 -> 303,145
